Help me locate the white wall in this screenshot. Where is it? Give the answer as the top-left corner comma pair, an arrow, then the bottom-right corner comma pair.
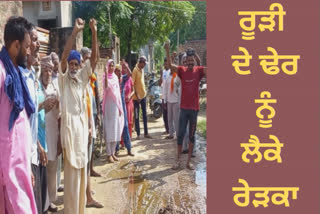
59,1 -> 72,27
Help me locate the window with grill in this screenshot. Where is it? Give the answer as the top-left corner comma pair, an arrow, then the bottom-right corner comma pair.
42,1 -> 51,11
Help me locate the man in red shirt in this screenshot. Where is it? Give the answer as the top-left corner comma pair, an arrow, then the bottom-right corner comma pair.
165,41 -> 206,170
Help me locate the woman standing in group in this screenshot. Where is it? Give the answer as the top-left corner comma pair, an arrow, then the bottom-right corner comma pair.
114,63 -> 134,156
122,62 -> 134,139
102,59 -> 124,163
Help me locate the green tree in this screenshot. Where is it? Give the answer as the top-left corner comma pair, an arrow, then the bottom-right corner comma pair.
169,1 -> 206,50
73,1 -> 133,48
115,1 -> 195,64
74,1 -> 195,65
154,40 -> 165,72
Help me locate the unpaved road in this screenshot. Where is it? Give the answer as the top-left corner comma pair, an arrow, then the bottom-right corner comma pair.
51,114 -> 207,214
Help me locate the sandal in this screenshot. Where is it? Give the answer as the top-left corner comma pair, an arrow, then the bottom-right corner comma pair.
115,151 -> 120,157
144,134 -> 152,139
165,136 -> 174,139
112,155 -> 119,161
172,161 -> 181,170
182,149 -> 189,154
57,185 -> 64,192
108,156 -> 114,163
90,170 -> 102,177
186,162 -> 195,170
86,200 -> 104,208
127,151 -> 135,156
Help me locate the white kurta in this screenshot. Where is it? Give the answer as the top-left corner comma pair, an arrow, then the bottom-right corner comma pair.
45,80 -> 60,161
103,74 -> 124,144
58,60 -> 91,169
104,98 -> 123,143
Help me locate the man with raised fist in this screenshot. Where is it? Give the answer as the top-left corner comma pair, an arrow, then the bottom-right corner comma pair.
165,40 -> 206,171
58,17 -> 98,214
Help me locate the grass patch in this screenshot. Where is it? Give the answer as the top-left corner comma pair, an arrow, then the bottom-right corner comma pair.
197,119 -> 206,139
200,96 -> 207,112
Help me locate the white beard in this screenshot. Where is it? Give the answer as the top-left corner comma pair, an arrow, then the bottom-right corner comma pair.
68,70 -> 78,79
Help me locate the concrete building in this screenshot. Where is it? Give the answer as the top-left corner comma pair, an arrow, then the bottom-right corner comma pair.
0,1 -> 23,47
140,41 -> 155,75
22,1 -> 76,57
22,1 -> 72,30
178,39 -> 207,66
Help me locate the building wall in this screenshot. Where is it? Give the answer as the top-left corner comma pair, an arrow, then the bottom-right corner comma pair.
22,2 -> 37,25
99,48 -> 113,60
0,1 -> 23,47
59,1 -> 72,27
178,40 -> 207,66
37,1 -> 59,20
23,1 -> 72,28
50,27 -> 82,58
23,1 -> 59,25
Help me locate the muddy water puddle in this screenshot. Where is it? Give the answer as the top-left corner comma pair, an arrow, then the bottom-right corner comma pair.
105,158 -> 206,214
106,160 -> 162,213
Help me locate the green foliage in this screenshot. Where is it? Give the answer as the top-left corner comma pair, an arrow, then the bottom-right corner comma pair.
115,1 -> 195,58
154,40 -> 165,72
169,1 -> 206,50
74,1 -> 133,48
73,1 -> 195,59
197,119 -> 206,139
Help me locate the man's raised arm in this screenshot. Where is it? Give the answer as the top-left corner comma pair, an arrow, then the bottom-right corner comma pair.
195,53 -> 201,66
89,18 -> 97,70
61,18 -> 85,73
164,40 -> 178,73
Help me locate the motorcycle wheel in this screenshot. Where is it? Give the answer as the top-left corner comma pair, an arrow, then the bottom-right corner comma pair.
153,103 -> 162,119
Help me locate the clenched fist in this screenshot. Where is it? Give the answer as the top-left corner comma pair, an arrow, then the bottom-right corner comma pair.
164,40 -> 170,50
74,18 -> 85,33
89,18 -> 97,33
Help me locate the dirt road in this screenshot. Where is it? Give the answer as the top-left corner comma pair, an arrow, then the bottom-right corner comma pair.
51,114 -> 207,214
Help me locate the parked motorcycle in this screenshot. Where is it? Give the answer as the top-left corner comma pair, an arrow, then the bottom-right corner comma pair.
147,75 -> 162,119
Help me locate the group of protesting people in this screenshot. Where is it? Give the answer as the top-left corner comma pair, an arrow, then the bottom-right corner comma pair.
0,15 -> 205,214
161,42 -> 206,170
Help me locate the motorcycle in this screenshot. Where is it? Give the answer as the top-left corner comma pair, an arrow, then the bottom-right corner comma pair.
147,74 -> 163,119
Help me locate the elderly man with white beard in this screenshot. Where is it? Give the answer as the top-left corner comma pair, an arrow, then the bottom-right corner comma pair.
58,17 -> 98,214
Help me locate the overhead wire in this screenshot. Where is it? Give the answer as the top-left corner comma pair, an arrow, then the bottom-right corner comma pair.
136,1 -> 207,14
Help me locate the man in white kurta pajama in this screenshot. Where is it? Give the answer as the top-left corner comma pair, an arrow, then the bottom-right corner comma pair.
59,58 -> 91,214
58,18 -> 98,214
39,56 -> 61,211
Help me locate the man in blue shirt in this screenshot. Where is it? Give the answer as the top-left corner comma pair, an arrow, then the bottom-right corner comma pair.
21,24 -> 57,213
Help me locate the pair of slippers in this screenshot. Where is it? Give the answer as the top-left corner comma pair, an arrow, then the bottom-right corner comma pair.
86,200 -> 104,208
172,161 -> 195,170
